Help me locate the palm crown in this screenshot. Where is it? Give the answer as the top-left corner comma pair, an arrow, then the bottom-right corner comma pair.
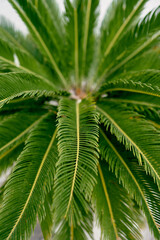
0,0 -> 160,239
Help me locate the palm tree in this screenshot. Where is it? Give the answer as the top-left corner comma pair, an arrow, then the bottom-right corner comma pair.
0,0 -> 160,239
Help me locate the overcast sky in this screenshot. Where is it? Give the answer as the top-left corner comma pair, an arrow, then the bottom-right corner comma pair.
0,0 -> 160,239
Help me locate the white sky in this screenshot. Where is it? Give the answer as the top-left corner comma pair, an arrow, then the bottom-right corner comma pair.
0,0 -> 159,239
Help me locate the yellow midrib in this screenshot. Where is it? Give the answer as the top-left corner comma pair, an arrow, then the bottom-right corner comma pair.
10,0 -> 67,88
101,87 -> 160,98
70,210 -> 74,240
98,164 -> 119,239
100,128 -> 160,232
0,112 -> 50,155
104,0 -> 144,57
65,101 -> 80,217
7,128 -> 57,240
105,31 -> 160,79
74,8 -> 79,86
82,0 -> 92,77
102,98 -> 160,108
97,106 -> 160,182
0,56 -> 55,88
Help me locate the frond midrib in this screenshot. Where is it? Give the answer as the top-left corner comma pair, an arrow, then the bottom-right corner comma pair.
97,105 -> 160,182
82,0 -> 92,78
100,128 -> 159,232
65,101 -> 80,218
6,128 -> 57,240
98,163 -> 119,239
0,56 -> 55,89
101,97 -> 160,108
0,112 -> 50,160
105,31 -> 160,79
9,0 -> 67,88
74,8 -> 79,86
100,87 -> 160,98
104,0 -> 144,58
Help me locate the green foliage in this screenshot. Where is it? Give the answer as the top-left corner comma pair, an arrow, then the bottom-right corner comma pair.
0,0 -> 160,239
54,98 -> 99,224
99,129 -> 160,238
98,102 -> 160,189
93,161 -> 142,240
0,113 -> 58,239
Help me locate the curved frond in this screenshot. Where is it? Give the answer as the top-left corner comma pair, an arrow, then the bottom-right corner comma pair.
0,144 -> 23,178
0,72 -> 66,108
0,111 -> 48,172
93,161 -> 142,240
0,36 -> 56,85
9,0 -> 67,88
99,0 -> 147,61
36,0 -> 65,52
0,113 -> 58,240
54,98 -> 99,224
97,102 -> 160,189
96,6 -> 160,85
99,129 -> 160,238
98,70 -> 160,101
124,47 -> 160,72
39,189 -> 54,240
53,209 -> 93,240
101,93 -> 160,109
64,0 -> 98,84
0,16 -> 42,61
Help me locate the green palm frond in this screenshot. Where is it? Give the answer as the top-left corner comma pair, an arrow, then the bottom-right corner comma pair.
101,93 -> 160,109
0,113 -> 58,240
98,70 -> 160,100
97,102 -> 160,188
124,47 -> 160,71
0,144 -> 23,177
54,98 -> 99,224
36,0 -> 65,52
9,0 -> 67,88
99,129 -> 160,238
64,0 -> 99,85
0,110 -> 46,176
0,72 -> 67,107
96,5 -> 160,85
53,209 -> 93,240
0,0 -> 160,239
93,161 -> 142,240
99,0 -> 147,59
0,16 -> 41,60
39,189 -> 54,240
0,110 -> 47,156
0,34 -> 55,83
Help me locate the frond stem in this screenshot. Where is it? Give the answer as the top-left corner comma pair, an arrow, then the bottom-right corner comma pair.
6,128 -> 57,240
100,128 -> 159,232
0,112 -> 50,155
104,0 -> 144,58
65,101 -> 80,218
96,30 -> 160,89
98,163 -> 119,239
101,98 -> 160,108
9,0 -> 68,89
100,87 -> 160,98
97,105 -> 160,181
82,0 -> 92,78
74,8 -> 79,86
0,56 -> 56,89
